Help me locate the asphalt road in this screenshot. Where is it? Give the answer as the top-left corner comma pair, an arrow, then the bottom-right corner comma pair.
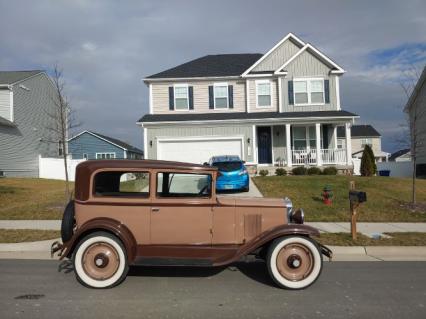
0,260 -> 425,319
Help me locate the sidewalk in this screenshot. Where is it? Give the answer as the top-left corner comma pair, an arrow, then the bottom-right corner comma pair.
2,220 -> 426,237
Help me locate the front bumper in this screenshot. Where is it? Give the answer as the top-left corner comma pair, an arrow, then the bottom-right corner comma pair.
51,241 -> 65,258
216,175 -> 249,190
319,243 -> 333,261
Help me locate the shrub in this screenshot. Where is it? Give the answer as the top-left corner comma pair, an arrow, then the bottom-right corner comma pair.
259,169 -> 269,176
365,144 -> 377,174
322,167 -> 338,175
360,145 -> 375,176
307,167 -> 322,175
275,168 -> 287,176
292,167 -> 307,175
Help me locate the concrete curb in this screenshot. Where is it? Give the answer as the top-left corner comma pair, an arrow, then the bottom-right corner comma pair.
0,240 -> 425,261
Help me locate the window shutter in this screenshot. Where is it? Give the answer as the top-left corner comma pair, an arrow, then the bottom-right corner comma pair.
208,86 -> 214,109
288,81 -> 294,105
188,86 -> 194,110
228,85 -> 233,108
168,87 -> 174,110
324,79 -> 330,104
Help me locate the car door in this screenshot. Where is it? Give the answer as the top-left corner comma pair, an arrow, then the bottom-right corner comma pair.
149,170 -> 213,245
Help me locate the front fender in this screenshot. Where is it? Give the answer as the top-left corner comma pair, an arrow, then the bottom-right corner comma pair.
215,224 -> 320,266
60,217 -> 137,262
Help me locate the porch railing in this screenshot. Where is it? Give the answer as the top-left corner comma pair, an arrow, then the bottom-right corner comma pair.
289,149 -> 347,166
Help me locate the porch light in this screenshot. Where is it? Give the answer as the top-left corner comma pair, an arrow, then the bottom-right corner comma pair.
247,137 -> 250,144
149,140 -> 152,147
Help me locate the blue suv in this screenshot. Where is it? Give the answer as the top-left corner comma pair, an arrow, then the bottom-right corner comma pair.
208,155 -> 249,192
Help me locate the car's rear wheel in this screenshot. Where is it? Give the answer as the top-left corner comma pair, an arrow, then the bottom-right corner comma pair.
73,231 -> 129,289
267,236 -> 322,289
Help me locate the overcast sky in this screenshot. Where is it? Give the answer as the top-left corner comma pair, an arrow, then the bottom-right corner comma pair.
1,0 -> 425,152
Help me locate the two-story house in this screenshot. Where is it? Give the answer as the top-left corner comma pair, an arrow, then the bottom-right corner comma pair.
337,125 -> 389,162
138,33 -> 359,170
0,70 -> 62,177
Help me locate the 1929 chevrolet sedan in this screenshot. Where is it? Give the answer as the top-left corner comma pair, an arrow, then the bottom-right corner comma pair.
52,160 -> 332,289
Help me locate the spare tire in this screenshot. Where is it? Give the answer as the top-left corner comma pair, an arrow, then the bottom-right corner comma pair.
61,200 -> 75,242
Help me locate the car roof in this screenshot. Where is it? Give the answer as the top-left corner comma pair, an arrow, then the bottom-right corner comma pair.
210,155 -> 242,163
77,159 -> 217,172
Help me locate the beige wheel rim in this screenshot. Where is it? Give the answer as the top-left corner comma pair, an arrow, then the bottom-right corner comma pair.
82,242 -> 120,281
276,243 -> 314,281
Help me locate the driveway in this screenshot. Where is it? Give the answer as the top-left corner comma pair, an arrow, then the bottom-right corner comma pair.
218,178 -> 263,197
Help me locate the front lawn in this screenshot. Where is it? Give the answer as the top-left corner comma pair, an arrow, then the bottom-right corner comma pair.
253,175 -> 426,222
0,178 -> 72,220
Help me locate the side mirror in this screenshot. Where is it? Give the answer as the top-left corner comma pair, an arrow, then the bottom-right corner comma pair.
203,162 -> 209,166
242,160 -> 246,164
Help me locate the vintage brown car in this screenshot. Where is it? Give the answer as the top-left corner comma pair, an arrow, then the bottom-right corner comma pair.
52,159 -> 332,289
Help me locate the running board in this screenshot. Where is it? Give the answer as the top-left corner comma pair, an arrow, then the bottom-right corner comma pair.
133,257 -> 213,267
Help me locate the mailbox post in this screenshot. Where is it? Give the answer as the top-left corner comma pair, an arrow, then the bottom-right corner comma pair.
349,181 -> 367,240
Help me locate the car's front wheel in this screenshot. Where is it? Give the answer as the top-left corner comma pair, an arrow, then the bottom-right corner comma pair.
73,231 -> 129,289
267,236 -> 322,289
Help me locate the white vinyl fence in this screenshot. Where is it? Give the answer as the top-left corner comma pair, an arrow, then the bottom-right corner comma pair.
39,156 -> 86,181
376,161 -> 413,178
352,158 -> 361,175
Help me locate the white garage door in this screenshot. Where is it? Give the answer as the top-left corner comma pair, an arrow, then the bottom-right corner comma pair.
157,138 -> 243,164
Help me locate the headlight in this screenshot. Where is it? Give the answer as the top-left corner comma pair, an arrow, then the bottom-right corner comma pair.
290,209 -> 305,224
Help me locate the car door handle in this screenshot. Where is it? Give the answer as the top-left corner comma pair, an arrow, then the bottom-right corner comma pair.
151,207 -> 160,212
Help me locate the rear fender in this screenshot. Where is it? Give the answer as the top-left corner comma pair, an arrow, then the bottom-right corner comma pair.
215,224 -> 320,266
60,217 -> 137,262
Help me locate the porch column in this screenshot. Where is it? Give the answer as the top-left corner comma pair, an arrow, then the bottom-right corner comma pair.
285,124 -> 292,167
345,122 -> 352,165
315,123 -> 322,166
332,125 -> 338,149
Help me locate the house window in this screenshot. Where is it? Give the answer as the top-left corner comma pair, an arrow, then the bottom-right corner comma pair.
58,141 -> 64,156
361,138 -> 372,148
214,83 -> 228,109
294,78 -> 324,105
96,152 -> 116,159
292,126 -> 322,150
83,153 -> 88,160
337,139 -> 345,149
256,80 -> 272,107
174,85 -> 189,110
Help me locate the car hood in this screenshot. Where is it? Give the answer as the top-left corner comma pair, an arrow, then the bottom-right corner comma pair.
217,196 -> 285,208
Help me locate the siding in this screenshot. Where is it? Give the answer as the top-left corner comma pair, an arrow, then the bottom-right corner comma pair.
252,39 -> 302,72
68,132 -> 125,160
248,78 -> 279,112
281,50 -> 339,112
152,79 -> 246,114
346,137 -> 382,156
0,74 -> 60,177
0,89 -> 11,120
146,124 -> 254,162
408,76 -> 426,164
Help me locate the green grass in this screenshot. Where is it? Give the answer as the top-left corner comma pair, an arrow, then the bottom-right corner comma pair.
318,232 -> 426,246
0,229 -> 60,243
0,178 -> 73,220
253,175 -> 426,222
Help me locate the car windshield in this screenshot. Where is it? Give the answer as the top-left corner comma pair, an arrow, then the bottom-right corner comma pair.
212,161 -> 243,172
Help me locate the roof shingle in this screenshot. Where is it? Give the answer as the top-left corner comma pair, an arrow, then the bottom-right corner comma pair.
0,70 -> 42,85
337,125 -> 381,138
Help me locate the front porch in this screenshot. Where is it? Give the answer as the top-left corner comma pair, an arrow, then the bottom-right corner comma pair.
253,122 -> 353,168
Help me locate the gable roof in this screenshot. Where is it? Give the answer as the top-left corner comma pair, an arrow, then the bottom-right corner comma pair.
389,149 -> 411,161
145,54 -> 262,80
337,125 -> 381,138
0,70 -> 43,85
404,65 -> 426,112
68,130 -> 144,154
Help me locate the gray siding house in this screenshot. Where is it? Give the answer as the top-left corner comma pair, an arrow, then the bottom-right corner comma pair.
0,71 -> 61,177
138,33 -> 359,169
404,65 -> 426,177
68,130 -> 143,160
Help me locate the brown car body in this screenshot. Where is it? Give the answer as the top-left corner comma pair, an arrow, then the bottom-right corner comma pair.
53,160 -> 331,289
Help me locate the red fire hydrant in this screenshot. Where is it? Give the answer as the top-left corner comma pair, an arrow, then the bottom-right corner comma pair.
322,185 -> 333,205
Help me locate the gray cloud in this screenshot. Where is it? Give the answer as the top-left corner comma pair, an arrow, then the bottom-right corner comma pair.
1,0 -> 425,152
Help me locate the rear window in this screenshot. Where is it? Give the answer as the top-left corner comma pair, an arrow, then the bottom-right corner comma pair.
212,161 -> 243,172
94,171 -> 149,197
157,172 -> 211,198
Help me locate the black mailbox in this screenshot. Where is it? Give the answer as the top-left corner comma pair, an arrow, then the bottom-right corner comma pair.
349,190 -> 367,203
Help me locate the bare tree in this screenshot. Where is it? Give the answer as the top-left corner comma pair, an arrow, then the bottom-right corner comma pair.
400,65 -> 426,205
45,65 -> 80,201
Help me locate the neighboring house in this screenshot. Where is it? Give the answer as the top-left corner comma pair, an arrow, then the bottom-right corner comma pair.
389,149 -> 411,162
138,33 -> 359,169
68,130 -> 144,160
404,65 -> 426,177
0,70 -> 62,177
337,124 -> 389,162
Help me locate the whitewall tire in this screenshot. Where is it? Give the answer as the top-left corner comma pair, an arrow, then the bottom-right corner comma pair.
267,236 -> 322,290
73,232 -> 129,289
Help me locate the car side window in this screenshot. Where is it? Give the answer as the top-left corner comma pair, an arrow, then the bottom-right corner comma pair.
94,171 -> 150,197
156,172 -> 211,198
